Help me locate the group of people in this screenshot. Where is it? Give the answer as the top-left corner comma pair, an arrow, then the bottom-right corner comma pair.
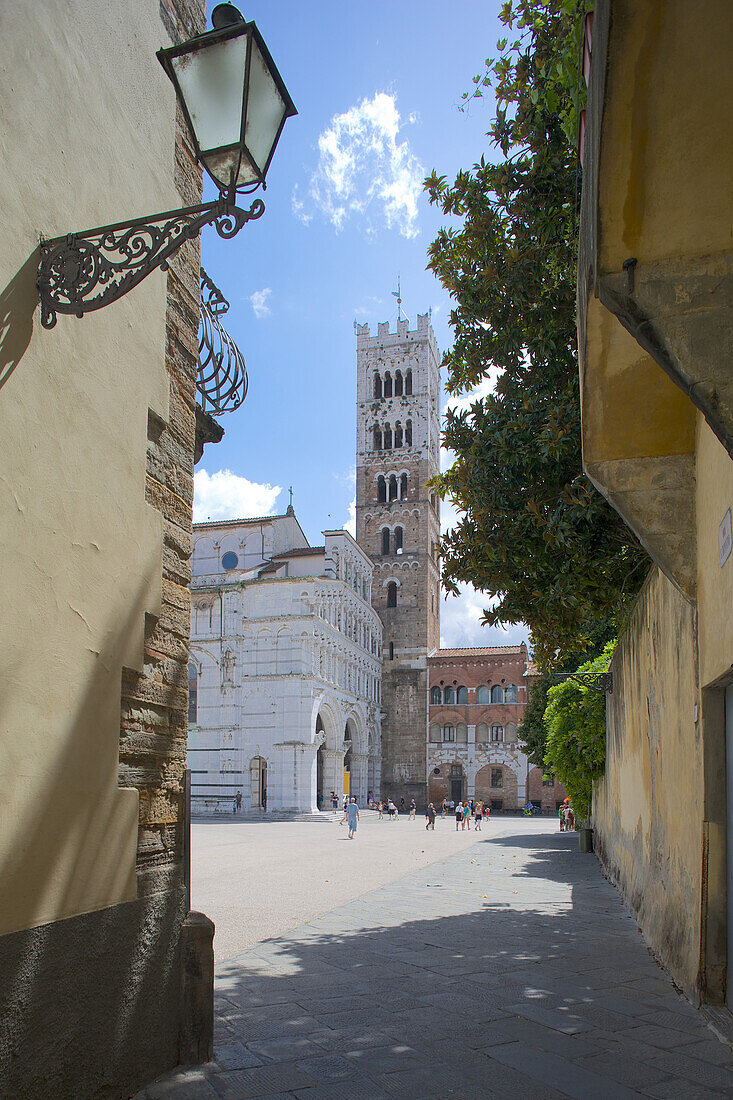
559,799 -> 575,831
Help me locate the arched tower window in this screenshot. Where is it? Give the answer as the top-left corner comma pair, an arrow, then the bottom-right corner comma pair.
381,527 -> 390,555
373,373 -> 382,399
394,526 -> 403,553
430,686 -> 442,705
383,423 -> 392,449
405,369 -> 412,395
400,473 -> 408,499
477,685 -> 490,704
373,425 -> 382,450
491,685 -> 504,703
456,686 -> 468,704
504,684 -> 517,703
394,370 -> 403,396
384,372 -> 393,398
377,476 -> 386,503
405,419 -> 412,446
387,582 -> 397,607
443,685 -> 455,705
388,474 -> 398,501
394,421 -> 403,448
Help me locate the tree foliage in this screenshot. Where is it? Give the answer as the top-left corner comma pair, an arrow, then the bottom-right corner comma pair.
543,641 -> 615,821
425,0 -> 648,667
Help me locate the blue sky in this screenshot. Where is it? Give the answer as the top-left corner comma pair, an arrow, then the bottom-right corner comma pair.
196,0 -> 529,650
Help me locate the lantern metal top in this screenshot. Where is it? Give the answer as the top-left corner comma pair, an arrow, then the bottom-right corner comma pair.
157,6 -> 297,198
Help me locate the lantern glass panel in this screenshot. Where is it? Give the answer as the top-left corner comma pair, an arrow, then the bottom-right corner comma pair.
245,39 -> 288,174
171,34 -> 246,158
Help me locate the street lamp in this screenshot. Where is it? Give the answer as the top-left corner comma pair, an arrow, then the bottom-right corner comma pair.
37,4 -> 296,330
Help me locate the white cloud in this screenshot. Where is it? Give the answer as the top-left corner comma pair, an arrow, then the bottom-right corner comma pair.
440,582 -> 529,650
249,288 -> 272,318
193,469 -> 282,523
295,92 -> 424,238
345,496 -> 356,537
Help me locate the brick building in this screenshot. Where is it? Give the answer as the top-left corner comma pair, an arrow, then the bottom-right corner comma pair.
427,646 -> 566,813
355,314 -> 441,808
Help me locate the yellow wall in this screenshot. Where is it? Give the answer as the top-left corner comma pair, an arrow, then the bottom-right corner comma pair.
695,418 -> 733,690
0,1 -> 181,934
593,567 -> 703,997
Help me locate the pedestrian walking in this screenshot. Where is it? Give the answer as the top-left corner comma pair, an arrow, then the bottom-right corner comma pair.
347,797 -> 359,839
474,799 -> 483,831
455,801 -> 463,831
425,803 -> 436,830
409,798 -> 416,820
441,798 -> 448,818
462,801 -> 471,830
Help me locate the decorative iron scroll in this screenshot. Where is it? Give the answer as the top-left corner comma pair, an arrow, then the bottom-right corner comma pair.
198,268 -> 248,414
37,197 -> 265,330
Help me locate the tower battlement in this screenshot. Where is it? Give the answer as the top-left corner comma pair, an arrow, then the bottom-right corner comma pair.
355,312 -> 434,347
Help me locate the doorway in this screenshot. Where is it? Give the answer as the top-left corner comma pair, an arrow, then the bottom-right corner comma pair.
317,745 -> 325,810
251,755 -> 267,810
449,763 -> 464,804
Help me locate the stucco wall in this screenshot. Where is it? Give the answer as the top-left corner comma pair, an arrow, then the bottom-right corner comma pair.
593,566 -> 702,997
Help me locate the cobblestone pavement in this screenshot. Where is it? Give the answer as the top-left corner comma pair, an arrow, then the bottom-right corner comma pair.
138,821 -> 733,1099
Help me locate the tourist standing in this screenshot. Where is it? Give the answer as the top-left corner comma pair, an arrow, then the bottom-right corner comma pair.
425,803 -> 436,830
455,801 -> 463,831
234,790 -> 242,813
347,797 -> 359,839
331,791 -> 338,812
441,798 -> 448,818
474,800 -> 483,831
462,801 -> 471,830
409,798 -> 416,820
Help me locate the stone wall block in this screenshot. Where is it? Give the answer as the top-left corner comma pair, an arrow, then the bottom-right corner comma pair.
179,911 -> 215,1066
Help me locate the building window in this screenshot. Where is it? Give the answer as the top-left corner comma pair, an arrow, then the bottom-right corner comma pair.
394,421 -> 403,448
384,423 -> 392,449
405,419 -> 412,446
389,474 -> 398,501
477,685 -> 490,704
400,473 -> 408,498
373,425 -> 382,450
429,724 -> 441,743
377,475 -> 386,502
491,684 -> 504,703
491,725 -> 504,742
389,641 -> 394,659
381,527 -> 390,555
394,526 -> 403,553
443,685 -> 455,705
373,373 -> 382,398
504,684 -> 517,703
384,371 -> 392,398
542,776 -> 554,788
450,763 -> 462,777
405,369 -> 413,395
387,582 -> 397,607
188,663 -> 198,724
456,723 -> 468,742
476,722 -> 488,743
491,767 -> 503,788
394,370 -> 403,396
430,686 -> 442,705
443,725 -> 456,742
456,685 -> 467,704
221,551 -> 238,570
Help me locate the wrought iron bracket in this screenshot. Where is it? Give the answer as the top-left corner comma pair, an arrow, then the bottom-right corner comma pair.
551,671 -> 613,695
37,196 -> 265,329
198,267 -> 247,414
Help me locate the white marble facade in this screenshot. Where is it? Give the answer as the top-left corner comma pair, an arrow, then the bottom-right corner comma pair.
189,511 -> 382,813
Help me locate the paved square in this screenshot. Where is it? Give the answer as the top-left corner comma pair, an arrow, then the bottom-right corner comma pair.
138,817 -> 733,1098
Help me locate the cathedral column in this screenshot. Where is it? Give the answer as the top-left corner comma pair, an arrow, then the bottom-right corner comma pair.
350,752 -> 369,805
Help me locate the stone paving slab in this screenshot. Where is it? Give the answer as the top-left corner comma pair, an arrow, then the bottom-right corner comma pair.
138,823 -> 733,1098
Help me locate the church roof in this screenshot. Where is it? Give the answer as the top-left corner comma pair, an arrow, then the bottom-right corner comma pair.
272,546 -> 325,558
432,645 -> 527,657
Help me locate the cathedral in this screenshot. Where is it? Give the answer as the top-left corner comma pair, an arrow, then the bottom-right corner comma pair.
188,309 -> 539,814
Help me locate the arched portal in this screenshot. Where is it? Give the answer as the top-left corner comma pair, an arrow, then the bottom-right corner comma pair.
316,715 -> 326,809
250,755 -> 267,810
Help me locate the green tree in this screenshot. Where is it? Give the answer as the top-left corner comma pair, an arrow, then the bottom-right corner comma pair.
543,641 -> 615,821
425,0 -> 648,667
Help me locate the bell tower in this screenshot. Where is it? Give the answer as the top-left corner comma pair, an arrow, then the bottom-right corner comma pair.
355,312 -> 441,807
